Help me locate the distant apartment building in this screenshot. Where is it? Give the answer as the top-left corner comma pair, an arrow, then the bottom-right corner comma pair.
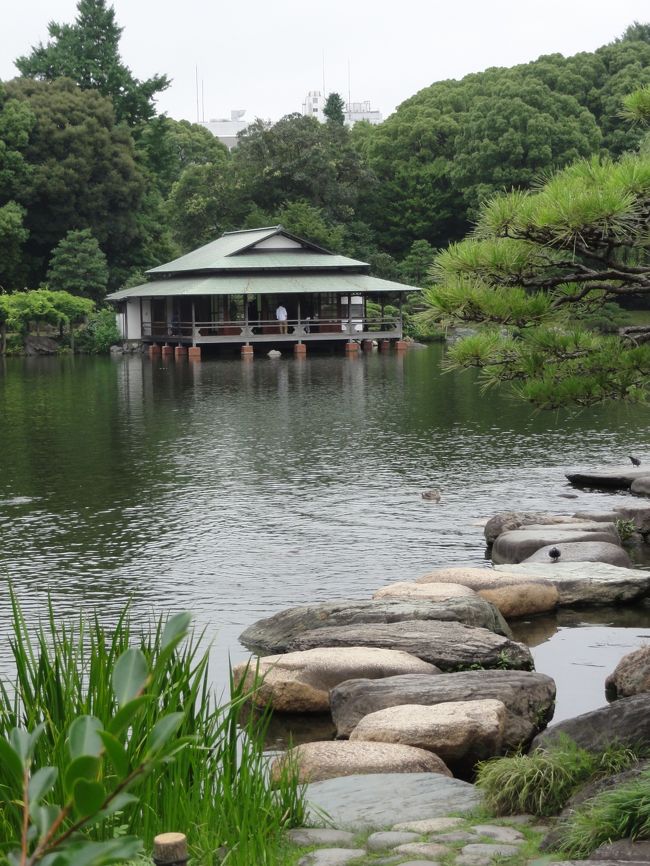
301,90 -> 383,126
200,110 -> 250,150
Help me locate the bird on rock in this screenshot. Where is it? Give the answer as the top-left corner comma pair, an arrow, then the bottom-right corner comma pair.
549,547 -> 561,563
630,456 -> 641,467
422,489 -> 441,502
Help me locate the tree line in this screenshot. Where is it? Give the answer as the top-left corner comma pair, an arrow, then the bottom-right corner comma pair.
1,0 -> 649,301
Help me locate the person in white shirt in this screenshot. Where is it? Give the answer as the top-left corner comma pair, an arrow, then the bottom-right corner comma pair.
276,303 -> 288,334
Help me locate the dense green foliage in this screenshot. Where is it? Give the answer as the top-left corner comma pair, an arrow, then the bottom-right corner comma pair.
47,230 -> 109,302
73,307 -> 121,354
421,148 -> 650,407
0,289 -> 93,338
476,737 -> 643,817
323,92 -> 346,125
0,596 -> 305,866
2,0 -> 650,345
15,0 -> 169,126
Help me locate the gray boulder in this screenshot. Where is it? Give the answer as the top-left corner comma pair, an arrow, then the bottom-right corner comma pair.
286,620 -> 533,672
239,597 -> 511,653
631,476 -> 650,496
495,562 -> 650,606
522,541 -> 631,568
24,335 -> 58,355
484,512 -> 585,545
566,466 -> 650,490
492,526 -> 619,565
606,646 -> 650,701
531,693 -> 650,752
593,840 -> 650,861
330,669 -> 556,744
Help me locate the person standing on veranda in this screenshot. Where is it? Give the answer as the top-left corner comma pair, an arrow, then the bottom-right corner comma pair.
276,302 -> 288,334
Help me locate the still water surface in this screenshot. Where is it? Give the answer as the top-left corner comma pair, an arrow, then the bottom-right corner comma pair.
1,347 -> 649,722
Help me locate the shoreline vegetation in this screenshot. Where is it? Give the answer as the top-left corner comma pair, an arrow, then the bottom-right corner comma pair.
0,593 -> 305,866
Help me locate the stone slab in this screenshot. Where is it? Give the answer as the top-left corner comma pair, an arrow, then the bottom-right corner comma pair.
288,829 -> 357,847
522,542 -> 631,568
298,849 -> 366,866
367,831 -> 422,851
304,772 -> 483,829
566,466 -> 650,489
496,562 -> 650,605
492,528 -> 619,565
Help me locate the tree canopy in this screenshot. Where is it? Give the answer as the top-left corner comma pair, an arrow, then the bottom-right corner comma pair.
46,228 -> 109,302
15,0 -> 169,126
420,151 -> 650,408
324,92 -> 346,125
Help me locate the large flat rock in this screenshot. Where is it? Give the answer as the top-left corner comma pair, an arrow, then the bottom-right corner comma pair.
631,476 -> 650,496
349,699 -> 506,771
496,562 -> 650,606
531,693 -> 650,752
566,466 -> 650,490
239,597 -> 511,653
286,620 -> 533,671
232,646 -> 437,712
522,541 -> 631,568
304,772 -> 483,829
330,669 -> 556,744
492,527 -> 619,565
271,739 -> 451,783
484,512 -> 588,544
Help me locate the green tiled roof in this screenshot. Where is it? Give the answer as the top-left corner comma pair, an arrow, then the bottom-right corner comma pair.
107,273 -> 414,301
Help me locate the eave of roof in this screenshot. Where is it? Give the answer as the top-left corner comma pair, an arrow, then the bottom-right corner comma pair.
107,272 -> 417,301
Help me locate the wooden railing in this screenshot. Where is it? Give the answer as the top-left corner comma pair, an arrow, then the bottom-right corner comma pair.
142,317 -> 401,342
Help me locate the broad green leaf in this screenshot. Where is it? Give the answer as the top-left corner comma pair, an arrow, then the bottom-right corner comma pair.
145,712 -> 184,756
0,737 -> 24,784
68,716 -> 103,760
31,804 -> 61,841
73,778 -> 105,816
112,648 -> 149,707
98,731 -> 128,777
64,755 -> 100,795
9,727 -> 31,763
63,837 -> 142,866
106,694 -> 152,738
161,611 -> 192,650
28,766 -> 58,804
83,792 -> 137,827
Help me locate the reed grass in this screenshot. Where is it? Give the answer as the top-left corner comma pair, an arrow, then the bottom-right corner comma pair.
0,592 -> 305,865
475,736 -> 642,817
557,770 -> 650,857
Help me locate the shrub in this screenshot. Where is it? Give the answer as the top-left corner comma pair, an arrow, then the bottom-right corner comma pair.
75,308 -> 121,354
475,737 -> 641,817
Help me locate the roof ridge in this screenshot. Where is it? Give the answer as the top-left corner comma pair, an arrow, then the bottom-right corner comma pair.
221,226 -> 282,236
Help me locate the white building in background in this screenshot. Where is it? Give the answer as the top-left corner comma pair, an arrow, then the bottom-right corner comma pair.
200,110 -> 250,150
301,90 -> 383,126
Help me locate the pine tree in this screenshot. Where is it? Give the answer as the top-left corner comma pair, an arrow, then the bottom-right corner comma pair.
15,0 -> 169,126
323,92 -> 346,125
47,229 -> 109,303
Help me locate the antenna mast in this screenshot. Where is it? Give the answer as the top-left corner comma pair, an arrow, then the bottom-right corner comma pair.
195,65 -> 200,123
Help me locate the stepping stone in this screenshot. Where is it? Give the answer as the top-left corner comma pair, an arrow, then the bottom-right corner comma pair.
288,829 -> 357,847
349,700 -> 506,771
436,831 -> 479,842
566,466 -> 650,490
271,740 -> 451,784
471,824 -> 524,843
298,849 -> 366,866
367,831 -> 422,851
232,646 -> 437,712
492,527 -> 619,565
331,670 -> 555,745
393,817 -> 465,833
461,843 -> 521,858
496,562 -> 650,605
305,772 -> 483,829
239,596 -> 511,653
522,541 -> 631,568
373,582 -> 477,601
393,842 -> 449,858
286,620 -> 533,672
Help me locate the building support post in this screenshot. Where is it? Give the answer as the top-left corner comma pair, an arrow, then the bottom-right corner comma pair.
346,291 -> 357,354
191,299 -> 196,347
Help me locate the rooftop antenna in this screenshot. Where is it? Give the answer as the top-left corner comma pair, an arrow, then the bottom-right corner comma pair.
322,49 -> 326,96
201,78 -> 205,123
347,59 -> 352,114
195,65 -> 199,123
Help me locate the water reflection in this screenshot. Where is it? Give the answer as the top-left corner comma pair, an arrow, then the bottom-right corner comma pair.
1,349 -> 650,716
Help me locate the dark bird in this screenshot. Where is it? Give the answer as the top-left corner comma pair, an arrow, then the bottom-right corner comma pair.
549,547 -> 561,563
630,456 -> 641,467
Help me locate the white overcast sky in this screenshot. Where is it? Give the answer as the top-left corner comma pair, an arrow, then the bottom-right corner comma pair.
2,0 -> 649,124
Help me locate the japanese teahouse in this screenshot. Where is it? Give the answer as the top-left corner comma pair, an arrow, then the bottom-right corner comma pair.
106,226 -> 418,358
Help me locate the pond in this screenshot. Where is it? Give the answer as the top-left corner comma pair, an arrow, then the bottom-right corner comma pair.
0,347 -> 649,726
